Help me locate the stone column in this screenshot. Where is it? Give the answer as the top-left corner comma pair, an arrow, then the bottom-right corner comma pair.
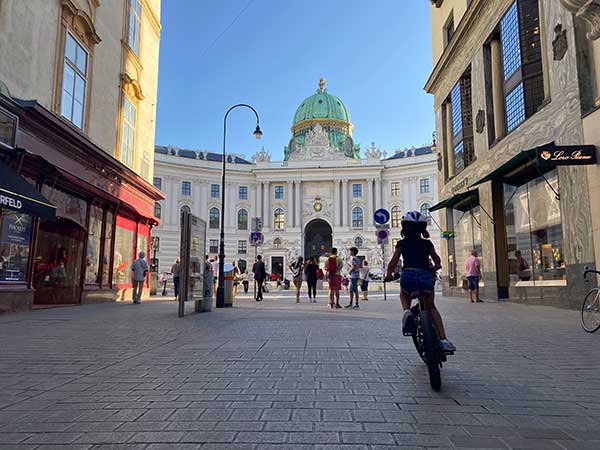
374,178 -> 381,211
490,38 -> 507,141
264,181 -> 270,229
366,178 -> 373,226
250,182 -> 257,219
256,182 -> 262,224
200,181 -> 208,222
287,181 -> 293,228
295,180 -> 301,228
341,180 -> 348,227
378,178 -> 384,212
445,102 -> 456,178
334,180 -> 341,227
193,180 -> 201,217
538,0 -> 551,101
594,40 -> 600,105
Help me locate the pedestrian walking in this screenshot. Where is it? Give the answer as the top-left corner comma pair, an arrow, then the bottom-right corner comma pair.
326,248 -> 343,309
131,252 -> 148,304
346,247 -> 361,309
211,255 -> 219,296
242,271 -> 249,293
232,260 -> 241,297
252,255 -> 266,302
465,250 -> 482,303
305,256 -> 318,302
359,259 -> 370,302
171,258 -> 180,300
289,256 -> 304,303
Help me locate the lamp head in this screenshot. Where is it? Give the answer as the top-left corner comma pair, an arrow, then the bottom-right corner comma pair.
253,125 -> 263,140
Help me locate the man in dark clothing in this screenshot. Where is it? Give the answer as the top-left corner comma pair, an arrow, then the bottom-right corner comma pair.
252,255 -> 266,302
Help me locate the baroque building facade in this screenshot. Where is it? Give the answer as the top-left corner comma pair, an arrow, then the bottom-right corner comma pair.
0,0 -> 163,312
427,0 -> 600,308
153,80 -> 439,278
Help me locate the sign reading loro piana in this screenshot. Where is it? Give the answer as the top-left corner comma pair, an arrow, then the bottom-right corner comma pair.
536,145 -> 597,167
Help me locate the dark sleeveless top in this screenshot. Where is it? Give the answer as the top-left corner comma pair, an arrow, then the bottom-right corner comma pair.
396,238 -> 433,270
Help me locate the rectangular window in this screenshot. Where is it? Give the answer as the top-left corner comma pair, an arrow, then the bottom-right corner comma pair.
153,177 -> 162,190
113,216 -> 135,286
420,178 -> 430,194
444,14 -> 455,47
275,185 -> 284,199
451,207 -> 483,288
102,210 -> 113,286
239,185 -> 248,200
504,170 -> 564,286
209,239 -> 219,254
352,183 -> 362,198
141,152 -> 150,180
0,210 -> 32,282
238,240 -> 247,254
128,0 -> 142,57
85,205 -> 103,284
391,182 -> 401,196
181,181 -> 191,196
448,66 -> 475,176
61,32 -> 88,129
211,184 -> 220,198
120,97 -> 136,167
500,0 -> 544,133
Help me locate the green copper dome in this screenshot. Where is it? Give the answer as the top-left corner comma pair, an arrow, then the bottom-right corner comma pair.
292,78 -> 351,125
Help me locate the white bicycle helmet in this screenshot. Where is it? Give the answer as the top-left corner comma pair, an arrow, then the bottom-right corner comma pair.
402,210 -> 427,223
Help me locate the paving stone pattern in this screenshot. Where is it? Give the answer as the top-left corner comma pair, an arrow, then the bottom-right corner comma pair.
1,290 -> 600,449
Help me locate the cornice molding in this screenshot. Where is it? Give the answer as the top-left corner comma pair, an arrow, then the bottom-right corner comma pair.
61,0 -> 101,47
560,0 -> 600,39
141,0 -> 162,36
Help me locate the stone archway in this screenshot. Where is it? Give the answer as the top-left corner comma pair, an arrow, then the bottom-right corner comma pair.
304,219 -> 333,260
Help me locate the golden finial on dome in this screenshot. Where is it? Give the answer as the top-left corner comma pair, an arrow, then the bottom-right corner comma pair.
318,77 -> 325,92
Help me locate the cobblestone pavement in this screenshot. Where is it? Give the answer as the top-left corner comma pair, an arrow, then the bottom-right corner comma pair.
1,288 -> 600,450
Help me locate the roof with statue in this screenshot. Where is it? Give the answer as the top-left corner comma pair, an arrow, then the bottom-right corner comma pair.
285,78 -> 360,161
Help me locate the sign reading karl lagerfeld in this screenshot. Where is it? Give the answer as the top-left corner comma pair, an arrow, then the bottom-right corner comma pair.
536,145 -> 597,167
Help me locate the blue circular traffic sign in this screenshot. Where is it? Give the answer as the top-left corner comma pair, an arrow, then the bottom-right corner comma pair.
374,208 -> 390,225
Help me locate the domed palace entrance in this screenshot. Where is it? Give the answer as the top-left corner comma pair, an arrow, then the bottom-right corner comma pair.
304,219 -> 332,260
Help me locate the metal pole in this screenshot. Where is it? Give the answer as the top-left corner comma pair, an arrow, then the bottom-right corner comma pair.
253,243 -> 257,299
216,104 -> 261,308
382,242 -> 387,301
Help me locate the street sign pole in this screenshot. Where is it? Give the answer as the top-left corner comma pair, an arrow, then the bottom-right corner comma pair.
253,243 -> 257,300
382,242 -> 387,301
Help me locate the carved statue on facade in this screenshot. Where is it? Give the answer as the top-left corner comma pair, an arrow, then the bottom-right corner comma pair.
365,142 -> 386,160
252,146 -> 271,163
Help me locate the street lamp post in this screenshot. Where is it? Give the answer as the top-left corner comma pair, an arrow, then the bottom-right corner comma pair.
216,104 -> 262,308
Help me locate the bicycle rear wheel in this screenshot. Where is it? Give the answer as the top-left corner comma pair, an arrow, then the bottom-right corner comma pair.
420,309 -> 442,391
581,288 -> 600,333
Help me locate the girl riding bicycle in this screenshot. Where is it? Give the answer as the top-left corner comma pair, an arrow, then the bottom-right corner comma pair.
385,211 -> 456,353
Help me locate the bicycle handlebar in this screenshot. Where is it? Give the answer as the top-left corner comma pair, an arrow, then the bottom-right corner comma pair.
584,267 -> 600,280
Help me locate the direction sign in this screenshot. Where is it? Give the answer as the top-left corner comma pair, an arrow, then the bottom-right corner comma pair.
374,208 -> 390,225
249,232 -> 264,246
376,229 -> 389,241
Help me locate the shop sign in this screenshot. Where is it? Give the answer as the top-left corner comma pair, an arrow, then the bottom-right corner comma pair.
451,177 -> 469,193
1,212 -> 31,246
536,145 -> 597,167
0,194 -> 22,210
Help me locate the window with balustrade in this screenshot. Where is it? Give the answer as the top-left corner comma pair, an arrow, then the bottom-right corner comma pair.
274,208 -> 285,229
237,209 -> 248,230
209,208 -> 220,229
352,207 -> 364,229
391,206 -> 402,228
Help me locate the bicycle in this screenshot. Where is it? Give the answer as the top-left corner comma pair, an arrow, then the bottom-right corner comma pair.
581,267 -> 600,333
387,272 -> 453,391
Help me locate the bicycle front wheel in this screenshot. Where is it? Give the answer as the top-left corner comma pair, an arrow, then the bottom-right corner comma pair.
581,288 -> 600,333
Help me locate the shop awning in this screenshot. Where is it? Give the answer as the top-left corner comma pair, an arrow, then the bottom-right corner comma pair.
429,189 -> 479,212
470,143 -> 597,187
0,159 -> 55,221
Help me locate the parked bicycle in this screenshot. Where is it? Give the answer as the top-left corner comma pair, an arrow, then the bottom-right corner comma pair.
387,272 -> 453,391
581,267 -> 600,333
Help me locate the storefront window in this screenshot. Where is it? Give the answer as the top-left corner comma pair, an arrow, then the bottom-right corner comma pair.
504,170 -> 565,286
42,185 -> 87,228
0,210 -> 32,282
102,210 -> 113,285
85,205 -> 102,284
137,224 -> 149,259
451,206 -> 482,287
113,216 -> 135,286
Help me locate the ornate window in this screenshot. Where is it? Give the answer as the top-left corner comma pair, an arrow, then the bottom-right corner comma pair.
128,0 -> 142,57
352,183 -> 362,198
210,184 -> 220,198
120,96 -> 136,167
180,205 -> 191,216
238,240 -> 247,254
237,209 -> 248,230
61,32 -> 88,129
153,177 -> 162,190
275,185 -> 284,200
239,185 -> 248,200
181,181 -> 191,196
354,236 -> 363,248
154,202 -> 161,219
420,178 -> 430,194
391,206 -> 402,228
274,208 -> 285,229
391,182 -> 401,196
209,207 -> 220,229
274,237 -> 282,248
352,207 -> 364,229
448,66 -> 475,176
209,239 -> 219,254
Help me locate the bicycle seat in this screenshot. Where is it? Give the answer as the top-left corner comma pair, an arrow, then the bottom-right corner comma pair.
409,290 -> 433,299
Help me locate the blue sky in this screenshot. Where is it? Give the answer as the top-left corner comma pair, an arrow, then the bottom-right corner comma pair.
155,0 -> 434,161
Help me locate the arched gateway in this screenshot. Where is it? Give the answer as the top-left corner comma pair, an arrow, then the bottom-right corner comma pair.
304,219 -> 333,260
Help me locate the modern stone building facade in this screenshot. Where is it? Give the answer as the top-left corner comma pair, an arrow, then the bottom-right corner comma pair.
0,0 -> 163,312
426,0 -> 600,308
153,81 -> 439,279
